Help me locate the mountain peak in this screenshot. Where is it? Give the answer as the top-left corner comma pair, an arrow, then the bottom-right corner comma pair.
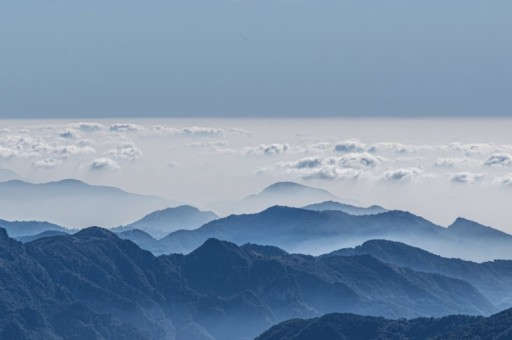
448,217 -> 511,238
74,227 -> 117,240
190,238 -> 246,259
262,182 -> 332,196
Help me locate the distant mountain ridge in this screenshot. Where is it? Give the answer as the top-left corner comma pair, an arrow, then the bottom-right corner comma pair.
0,219 -> 68,238
13,203 -> 512,262
0,227 -> 498,339
113,205 -> 218,238
159,206 -> 512,261
303,201 -> 387,215
0,179 -> 178,228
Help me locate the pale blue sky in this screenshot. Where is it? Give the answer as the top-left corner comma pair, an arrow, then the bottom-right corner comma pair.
1,0 -> 511,118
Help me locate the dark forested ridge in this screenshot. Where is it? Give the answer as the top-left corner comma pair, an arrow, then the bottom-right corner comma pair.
256,309 -> 512,340
328,239 -> 512,310
0,227 -> 500,340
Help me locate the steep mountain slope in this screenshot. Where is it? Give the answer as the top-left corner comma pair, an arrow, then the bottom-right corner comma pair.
0,228 -> 495,339
114,206 -> 218,238
0,179 -> 177,228
328,239 -> 512,310
303,201 -> 387,215
256,308 -> 512,340
0,228 -> 148,340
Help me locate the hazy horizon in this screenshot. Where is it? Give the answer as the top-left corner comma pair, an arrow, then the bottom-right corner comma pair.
1,117 -> 512,232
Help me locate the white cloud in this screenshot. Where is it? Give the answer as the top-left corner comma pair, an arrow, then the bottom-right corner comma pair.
450,172 -> 485,184
382,167 -> 423,182
178,126 -> 224,137
69,122 -> 106,132
109,124 -> 145,133
90,158 -> 120,171
54,145 -> 96,158
187,140 -> 229,148
434,157 -> 474,168
332,153 -> 381,169
450,142 -> 495,156
368,142 -> 415,154
57,129 -> 82,139
494,173 -> 512,187
228,128 -> 255,137
334,140 -> 366,153
245,143 -> 290,156
105,143 -> 143,160
484,153 -> 512,167
277,155 -> 369,181
31,158 -> 62,169
302,167 -> 361,181
0,146 -> 17,159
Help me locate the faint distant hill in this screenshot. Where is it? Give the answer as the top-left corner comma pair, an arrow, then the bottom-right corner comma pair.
0,219 -> 68,238
0,169 -> 23,182
206,181 -> 355,216
256,308 -> 512,340
114,205 -> 218,238
0,179 -> 178,228
303,201 -> 387,216
15,230 -> 70,243
328,239 -> 512,310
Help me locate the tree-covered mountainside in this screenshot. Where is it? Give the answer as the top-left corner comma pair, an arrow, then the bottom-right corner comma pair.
0,227 -> 497,339
256,309 -> 512,340
328,239 -> 512,310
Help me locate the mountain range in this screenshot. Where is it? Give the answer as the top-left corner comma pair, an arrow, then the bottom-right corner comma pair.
0,179 -> 178,228
7,201 -> 512,263
302,201 -> 387,215
156,206 -> 512,262
256,308 -> 512,340
328,239 -> 512,311
0,227 -> 500,340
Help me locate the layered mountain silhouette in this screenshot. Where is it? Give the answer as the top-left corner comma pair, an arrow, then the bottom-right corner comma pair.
0,219 -> 68,238
303,201 -> 387,215
159,206 -> 512,261
0,179 -> 178,228
205,182 -> 354,216
329,239 -> 512,310
113,205 -> 218,238
256,308 -> 512,340
0,228 -> 497,340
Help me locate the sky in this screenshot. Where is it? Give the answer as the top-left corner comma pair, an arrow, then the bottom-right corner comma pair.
1,0 -> 511,118
1,3 -> 512,231
1,118 -> 512,233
